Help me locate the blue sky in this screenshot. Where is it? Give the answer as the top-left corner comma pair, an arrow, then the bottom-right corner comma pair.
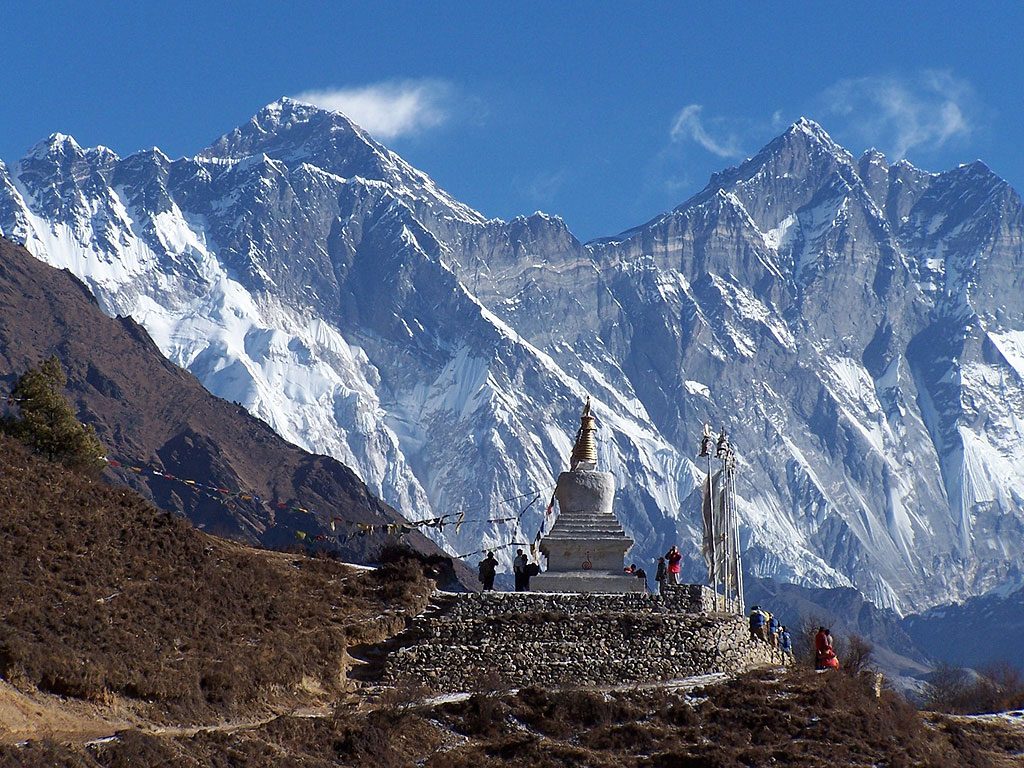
2,2 -> 1021,240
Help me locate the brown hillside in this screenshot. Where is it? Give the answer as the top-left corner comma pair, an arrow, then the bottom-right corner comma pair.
0,434 -> 432,726
4,667 -> 1021,767
0,237 -> 458,574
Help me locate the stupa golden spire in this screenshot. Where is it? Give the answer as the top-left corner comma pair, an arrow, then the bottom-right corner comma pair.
570,397 -> 598,469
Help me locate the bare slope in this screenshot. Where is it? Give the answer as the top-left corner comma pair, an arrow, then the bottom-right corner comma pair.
4,669 -> 1021,767
0,433 -> 432,727
0,236 -> 457,573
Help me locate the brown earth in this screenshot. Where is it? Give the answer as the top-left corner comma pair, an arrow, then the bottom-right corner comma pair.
3,669 -> 1022,767
0,236 -> 466,578
0,439 -> 1020,765
0,434 -> 434,736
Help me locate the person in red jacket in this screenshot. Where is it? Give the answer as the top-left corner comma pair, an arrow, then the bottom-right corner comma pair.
815,627 -> 839,670
665,546 -> 683,584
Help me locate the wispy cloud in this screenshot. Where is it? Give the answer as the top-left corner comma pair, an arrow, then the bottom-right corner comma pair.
669,105 -> 744,158
517,168 -> 569,205
292,79 -> 453,139
821,71 -> 975,159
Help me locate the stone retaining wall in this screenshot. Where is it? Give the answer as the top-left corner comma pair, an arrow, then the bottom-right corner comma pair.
384,585 -> 781,691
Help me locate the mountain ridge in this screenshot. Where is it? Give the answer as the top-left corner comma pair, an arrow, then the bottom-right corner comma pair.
0,236 -> 464,579
2,103 -> 1021,614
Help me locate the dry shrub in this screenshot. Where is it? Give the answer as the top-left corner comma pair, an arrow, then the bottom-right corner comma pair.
0,741 -> 92,768
0,435 -> 404,720
442,692 -> 511,738
377,676 -> 432,709
839,633 -> 875,677
925,661 -> 1024,714
469,667 -> 505,693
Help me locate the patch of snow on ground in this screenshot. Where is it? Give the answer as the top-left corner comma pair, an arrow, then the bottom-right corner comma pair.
684,380 -> 711,399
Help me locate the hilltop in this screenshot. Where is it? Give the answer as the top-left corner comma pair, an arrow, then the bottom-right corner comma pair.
0,433 -> 434,738
0,437 -> 1021,765
0,236 -> 464,576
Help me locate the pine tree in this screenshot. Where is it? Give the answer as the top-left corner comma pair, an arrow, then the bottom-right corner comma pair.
5,356 -> 106,475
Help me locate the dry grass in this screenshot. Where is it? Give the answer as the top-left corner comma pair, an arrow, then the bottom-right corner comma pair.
6,667 -> 1020,767
0,434 -> 432,722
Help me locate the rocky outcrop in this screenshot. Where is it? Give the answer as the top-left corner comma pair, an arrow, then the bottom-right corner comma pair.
385,585 -> 781,691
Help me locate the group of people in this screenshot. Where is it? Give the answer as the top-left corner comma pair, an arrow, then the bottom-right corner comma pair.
478,549 -> 541,591
625,545 -> 686,594
478,545 -> 686,593
814,626 -> 840,670
748,605 -> 793,660
653,545 -> 683,591
748,607 -> 841,669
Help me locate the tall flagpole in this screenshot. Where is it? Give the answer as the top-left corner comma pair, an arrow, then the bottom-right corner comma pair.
715,427 -> 730,612
731,450 -> 744,614
699,423 -> 717,611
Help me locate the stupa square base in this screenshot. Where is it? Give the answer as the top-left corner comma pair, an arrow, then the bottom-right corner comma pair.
529,570 -> 645,593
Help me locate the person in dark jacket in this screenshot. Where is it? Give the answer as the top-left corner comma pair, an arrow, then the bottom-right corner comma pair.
478,551 -> 498,591
634,565 -> 648,592
654,557 -> 667,594
513,549 -> 528,591
524,561 -> 540,591
778,626 -> 793,661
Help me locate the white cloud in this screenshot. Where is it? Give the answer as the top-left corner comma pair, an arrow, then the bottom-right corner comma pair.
822,71 -> 975,159
514,168 -> 569,205
669,104 -> 743,158
292,79 -> 452,139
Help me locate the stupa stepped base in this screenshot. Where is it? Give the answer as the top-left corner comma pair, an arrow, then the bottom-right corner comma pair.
384,584 -> 784,693
530,570 -> 645,594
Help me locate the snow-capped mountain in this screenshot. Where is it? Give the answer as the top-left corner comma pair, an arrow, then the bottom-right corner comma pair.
2,100 -> 1022,614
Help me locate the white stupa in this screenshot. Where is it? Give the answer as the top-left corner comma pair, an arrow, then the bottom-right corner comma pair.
531,399 -> 643,593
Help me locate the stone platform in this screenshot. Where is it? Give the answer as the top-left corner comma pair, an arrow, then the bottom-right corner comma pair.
530,570 -> 643,593
384,584 -> 782,691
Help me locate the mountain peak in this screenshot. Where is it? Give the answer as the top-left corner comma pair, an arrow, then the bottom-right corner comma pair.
778,117 -> 847,156
257,96 -> 349,125
27,132 -> 83,160
200,98 -> 368,163
788,116 -> 829,137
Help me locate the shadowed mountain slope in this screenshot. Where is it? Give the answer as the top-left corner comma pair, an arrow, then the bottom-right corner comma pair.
0,236 -> 458,573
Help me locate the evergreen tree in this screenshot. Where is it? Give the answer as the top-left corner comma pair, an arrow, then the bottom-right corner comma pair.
5,356 -> 105,475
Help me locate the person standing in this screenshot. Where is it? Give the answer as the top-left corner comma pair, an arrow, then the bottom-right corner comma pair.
478,551 -> 498,591
654,557 -> 667,594
767,613 -> 780,649
814,626 -> 835,670
524,560 -> 540,591
778,625 -> 793,662
513,548 -> 528,592
665,546 -> 682,584
749,605 -> 767,643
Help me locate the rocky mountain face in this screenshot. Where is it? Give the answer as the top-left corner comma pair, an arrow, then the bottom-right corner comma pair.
904,584 -> 1024,671
2,100 -> 1021,614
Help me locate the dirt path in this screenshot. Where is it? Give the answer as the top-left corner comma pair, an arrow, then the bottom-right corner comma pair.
0,680 -> 336,747
0,681 -> 132,745
127,705 -> 333,740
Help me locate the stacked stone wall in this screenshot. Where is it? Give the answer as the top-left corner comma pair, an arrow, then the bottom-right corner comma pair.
385,585 -> 781,692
